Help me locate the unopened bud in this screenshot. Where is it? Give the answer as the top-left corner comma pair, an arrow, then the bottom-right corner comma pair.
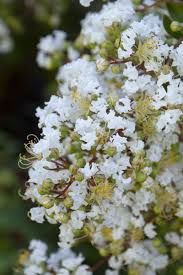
38,179 -> 53,195
57,213 -> 69,224
75,173 -> 84,182
47,148 -> 60,160
136,171 -> 147,183
170,21 -> 183,32
40,196 -> 54,209
96,58 -> 109,72
77,158 -> 86,168
99,248 -> 109,257
111,64 -> 121,74
63,196 -> 73,208
104,146 -> 117,157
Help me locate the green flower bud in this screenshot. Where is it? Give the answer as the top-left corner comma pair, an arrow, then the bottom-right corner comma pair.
75,173 -> 84,182
60,125 -> 70,139
136,171 -> 147,183
40,196 -> 54,209
170,21 -> 183,32
99,248 -> 109,257
111,65 -> 121,74
38,179 -> 53,195
96,58 -> 109,72
68,142 -> 81,154
73,228 -> 83,237
77,158 -> 86,168
75,152 -> 84,160
63,196 -> 73,208
104,146 -> 117,157
99,48 -> 108,59
91,94 -> 98,101
69,165 -> 77,174
70,132 -> 80,142
57,213 -> 69,224
101,41 -> 113,51
83,225 -> 90,235
114,38 -> 121,48
95,176 -> 105,184
47,148 -> 60,160
153,206 -> 161,214
151,166 -> 159,178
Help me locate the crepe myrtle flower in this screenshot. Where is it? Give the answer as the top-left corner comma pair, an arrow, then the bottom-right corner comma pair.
20,0 -> 183,274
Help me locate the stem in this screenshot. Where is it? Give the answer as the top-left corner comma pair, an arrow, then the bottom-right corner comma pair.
55,176 -> 74,198
89,255 -> 111,273
109,57 -> 132,65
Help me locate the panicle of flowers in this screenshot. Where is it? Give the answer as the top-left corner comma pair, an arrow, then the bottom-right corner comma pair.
16,240 -> 92,275
20,0 -> 183,274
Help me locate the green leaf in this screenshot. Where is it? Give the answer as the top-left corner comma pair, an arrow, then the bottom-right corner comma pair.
167,2 -> 183,22
163,15 -> 183,38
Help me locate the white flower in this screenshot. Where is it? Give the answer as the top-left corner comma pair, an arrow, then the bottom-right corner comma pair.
79,0 -> 94,7
70,210 -> 86,229
36,30 -> 66,69
24,265 -> 43,275
147,144 -> 163,162
81,0 -> 134,44
118,28 -> 136,59
29,207 -> 45,223
109,134 -> 127,152
62,253 -> 84,271
144,223 -> 157,239
115,97 -> 132,114
58,269 -> 69,275
105,270 -> 119,275
156,109 -> 182,133
171,42 -> 183,76
29,240 -> 47,263
69,181 -> 87,210
57,58 -> 103,97
122,241 -> 168,271
80,163 -> 98,179
67,47 -> 79,61
165,232 -> 183,248
21,240 -> 91,275
75,265 -> 92,275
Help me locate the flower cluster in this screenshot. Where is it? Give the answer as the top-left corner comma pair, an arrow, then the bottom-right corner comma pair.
36,30 -> 66,69
20,0 -> 183,274
16,240 -> 91,275
0,18 -> 13,53
36,30 -> 79,69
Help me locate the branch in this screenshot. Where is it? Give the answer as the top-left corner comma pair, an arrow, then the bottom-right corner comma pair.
109,57 -> 132,65
89,255 -> 111,273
